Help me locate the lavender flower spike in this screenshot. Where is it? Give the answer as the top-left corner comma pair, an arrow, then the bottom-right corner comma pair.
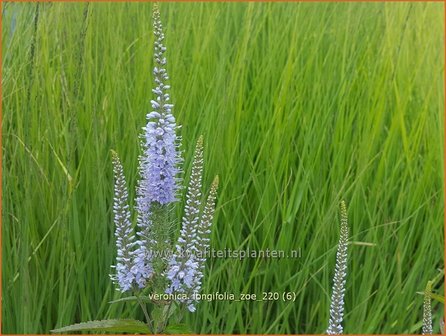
139,2 -> 181,206
327,201 -> 349,335
110,151 -> 136,292
165,137 -> 204,304
189,175 -> 219,312
132,3 -> 180,287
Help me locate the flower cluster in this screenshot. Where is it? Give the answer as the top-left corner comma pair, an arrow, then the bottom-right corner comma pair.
422,281 -> 433,335
138,3 -> 181,206
131,3 -> 182,288
165,137 -> 219,312
110,4 -> 218,314
165,138 -> 204,298
110,152 -> 137,292
192,175 -> 219,296
327,201 -> 349,335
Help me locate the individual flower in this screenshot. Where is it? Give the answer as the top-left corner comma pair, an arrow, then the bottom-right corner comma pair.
327,201 -> 349,335
110,151 -> 137,292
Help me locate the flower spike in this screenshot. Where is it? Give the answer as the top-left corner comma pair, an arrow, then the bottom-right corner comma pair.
422,281 -> 433,335
110,151 -> 136,292
133,3 -> 182,287
189,175 -> 219,311
327,200 -> 349,335
137,2 -> 182,207
165,137 -> 204,301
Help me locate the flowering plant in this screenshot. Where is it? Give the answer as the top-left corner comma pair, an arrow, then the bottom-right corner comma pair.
51,4 -> 218,334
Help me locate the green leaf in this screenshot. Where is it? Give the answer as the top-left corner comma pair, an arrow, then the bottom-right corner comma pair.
109,295 -> 152,304
430,292 -> 445,303
416,291 -> 445,303
165,323 -> 193,334
109,296 -> 138,304
50,319 -> 150,333
151,306 -> 164,324
163,303 -> 178,320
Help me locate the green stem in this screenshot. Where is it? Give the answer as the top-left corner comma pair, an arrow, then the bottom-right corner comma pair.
160,301 -> 174,333
136,295 -> 154,334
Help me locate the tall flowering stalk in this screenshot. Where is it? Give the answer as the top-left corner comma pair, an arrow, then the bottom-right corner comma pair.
191,176 -> 219,300
133,3 -> 182,287
327,201 -> 349,335
165,138 -> 203,299
139,2 -> 181,206
165,137 -> 219,312
422,281 -> 433,335
110,151 -> 136,292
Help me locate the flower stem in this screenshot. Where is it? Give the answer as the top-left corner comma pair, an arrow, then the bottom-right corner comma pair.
136,294 -> 154,334
160,301 -> 174,332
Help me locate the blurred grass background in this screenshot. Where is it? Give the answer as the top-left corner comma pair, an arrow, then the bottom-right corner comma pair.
2,2 -> 444,334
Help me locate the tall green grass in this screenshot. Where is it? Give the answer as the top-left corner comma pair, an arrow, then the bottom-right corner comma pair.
2,2 -> 444,333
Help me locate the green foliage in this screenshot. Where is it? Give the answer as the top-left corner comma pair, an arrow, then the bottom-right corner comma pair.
109,296 -> 152,304
50,319 -> 150,334
165,324 -> 193,334
2,2 -> 444,334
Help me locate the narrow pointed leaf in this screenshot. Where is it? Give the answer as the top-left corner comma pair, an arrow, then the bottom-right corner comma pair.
50,319 -> 150,333
109,295 -> 153,304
